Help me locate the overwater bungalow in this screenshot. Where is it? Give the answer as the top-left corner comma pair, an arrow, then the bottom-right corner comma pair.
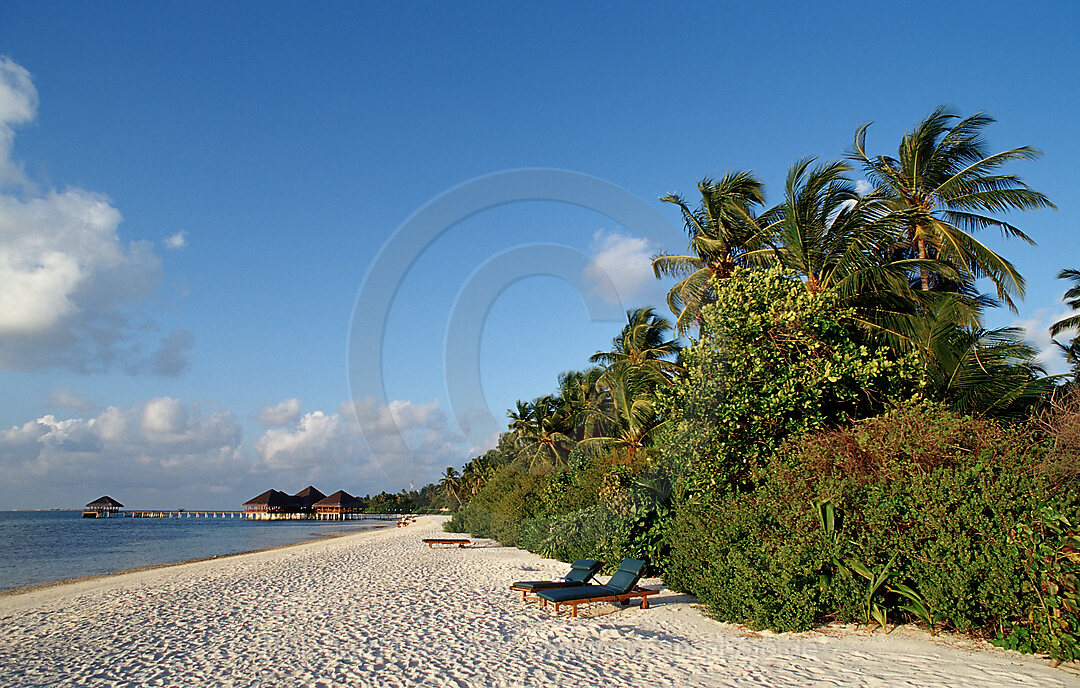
241,489 -> 300,519
313,490 -> 365,520
293,486 -> 326,513
83,496 -> 124,518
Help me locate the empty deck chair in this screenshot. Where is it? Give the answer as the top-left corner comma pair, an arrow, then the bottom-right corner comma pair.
509,559 -> 604,601
535,558 -> 659,617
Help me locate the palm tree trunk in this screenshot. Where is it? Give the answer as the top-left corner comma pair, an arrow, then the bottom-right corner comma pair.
917,234 -> 930,291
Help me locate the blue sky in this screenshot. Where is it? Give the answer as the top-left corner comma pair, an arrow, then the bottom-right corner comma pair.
1,2 -> 1077,509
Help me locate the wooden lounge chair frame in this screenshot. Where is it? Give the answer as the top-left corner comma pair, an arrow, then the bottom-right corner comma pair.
422,538 -> 471,548
536,558 -> 657,617
546,586 -> 660,617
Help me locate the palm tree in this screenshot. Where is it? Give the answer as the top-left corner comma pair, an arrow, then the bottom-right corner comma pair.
557,368 -> 610,441
747,157 -> 960,347
439,466 -> 462,507
752,158 -> 925,293
580,366 -> 666,465
1051,269 -> 1080,340
849,106 -> 1055,311
913,299 -> 1054,415
590,307 -> 683,387
1052,269 -> 1080,379
506,400 -> 533,449
653,171 -> 768,334
510,395 -> 574,474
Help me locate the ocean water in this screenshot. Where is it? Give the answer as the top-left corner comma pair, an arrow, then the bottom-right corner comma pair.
0,511 -> 386,591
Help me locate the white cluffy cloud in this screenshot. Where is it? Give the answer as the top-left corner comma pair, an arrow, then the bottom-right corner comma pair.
1015,305 -> 1076,376
0,397 -> 247,508
165,231 -> 187,249
584,229 -> 666,306
257,398 -> 302,427
0,57 -> 190,374
0,395 -> 483,509
0,57 -> 37,186
254,397 -> 469,490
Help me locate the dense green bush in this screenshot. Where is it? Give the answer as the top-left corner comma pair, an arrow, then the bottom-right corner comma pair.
520,505 -> 615,563
444,465 -> 545,546
663,269 -> 918,606
665,401 -> 1080,661
446,453 -> 671,574
660,269 -> 919,495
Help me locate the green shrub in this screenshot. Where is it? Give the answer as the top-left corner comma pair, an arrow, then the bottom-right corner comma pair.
660,268 -> 919,495
994,507 -> 1080,663
665,401 -> 1080,661
663,269 -> 918,608
520,505 -> 615,563
443,465 -> 545,546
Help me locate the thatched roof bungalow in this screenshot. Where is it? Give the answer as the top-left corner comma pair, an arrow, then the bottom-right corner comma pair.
83,496 -> 124,518
292,486 -> 326,511
241,489 -> 298,513
242,487 -> 370,520
313,490 -> 365,518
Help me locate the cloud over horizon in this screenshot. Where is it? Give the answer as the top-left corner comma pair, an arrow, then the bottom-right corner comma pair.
0,394 -> 481,509
257,398 -> 303,427
254,397 -> 473,492
0,397 -> 247,509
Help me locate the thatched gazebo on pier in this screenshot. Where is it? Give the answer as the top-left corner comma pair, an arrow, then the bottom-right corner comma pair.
313,490 -> 365,519
292,486 -> 326,513
83,496 -> 124,518
241,489 -> 299,519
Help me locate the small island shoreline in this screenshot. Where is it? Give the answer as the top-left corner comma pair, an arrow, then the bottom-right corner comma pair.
1,516 -> 1074,688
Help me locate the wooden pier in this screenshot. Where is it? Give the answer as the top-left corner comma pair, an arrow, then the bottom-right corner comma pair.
125,510 -> 245,519
105,511 -> 410,521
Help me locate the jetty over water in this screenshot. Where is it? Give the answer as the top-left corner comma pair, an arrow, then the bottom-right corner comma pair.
88,508 -> 406,520
83,485 -> 406,521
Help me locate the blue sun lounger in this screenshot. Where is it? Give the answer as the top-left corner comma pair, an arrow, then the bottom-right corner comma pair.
535,558 -> 659,617
509,559 -> 604,601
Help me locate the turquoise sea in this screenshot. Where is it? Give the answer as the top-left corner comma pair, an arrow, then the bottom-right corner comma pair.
0,511 -> 385,591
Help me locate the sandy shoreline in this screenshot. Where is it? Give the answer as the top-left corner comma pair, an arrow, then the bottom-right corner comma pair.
0,517 -> 1075,688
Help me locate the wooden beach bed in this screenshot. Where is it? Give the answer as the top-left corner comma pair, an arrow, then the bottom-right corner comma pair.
422,538 -> 471,548
535,558 -> 660,617
544,585 -> 661,617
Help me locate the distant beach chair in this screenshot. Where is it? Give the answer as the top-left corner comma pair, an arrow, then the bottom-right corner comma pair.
422,538 -> 471,548
535,558 -> 659,617
509,559 -> 605,602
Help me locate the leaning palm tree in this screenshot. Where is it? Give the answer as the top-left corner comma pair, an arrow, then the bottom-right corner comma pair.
746,158 -> 952,347
653,171 -> 768,334
849,106 -> 1055,312
590,307 -> 683,388
580,367 -> 666,465
752,158 -> 916,293
439,466 -> 462,507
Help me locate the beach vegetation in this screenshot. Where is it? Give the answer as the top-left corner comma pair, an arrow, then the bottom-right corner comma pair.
432,106 -> 1076,662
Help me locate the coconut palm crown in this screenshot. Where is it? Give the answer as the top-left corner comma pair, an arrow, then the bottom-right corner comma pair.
849,106 -> 1055,312
653,171 -> 768,334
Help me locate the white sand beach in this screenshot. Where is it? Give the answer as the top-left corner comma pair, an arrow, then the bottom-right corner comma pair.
0,516 -> 1075,688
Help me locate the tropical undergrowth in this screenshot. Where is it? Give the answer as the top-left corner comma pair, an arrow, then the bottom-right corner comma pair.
433,107 -> 1079,661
